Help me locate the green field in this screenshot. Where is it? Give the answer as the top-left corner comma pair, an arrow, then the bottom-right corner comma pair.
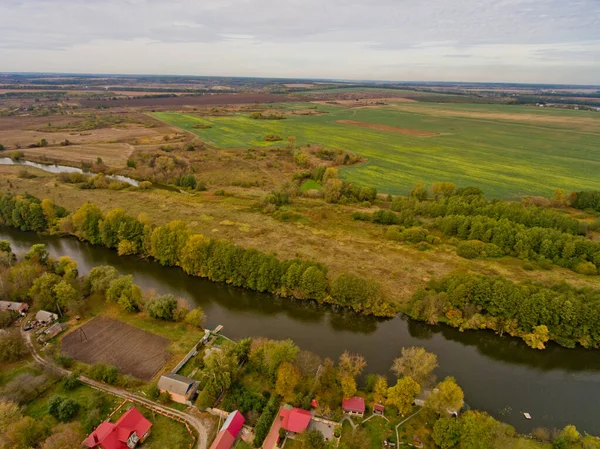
152,102 -> 600,199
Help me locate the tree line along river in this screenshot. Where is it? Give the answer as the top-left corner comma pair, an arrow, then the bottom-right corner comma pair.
2,226 -> 600,435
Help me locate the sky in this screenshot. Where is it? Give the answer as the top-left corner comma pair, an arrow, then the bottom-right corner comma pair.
1,0 -> 599,84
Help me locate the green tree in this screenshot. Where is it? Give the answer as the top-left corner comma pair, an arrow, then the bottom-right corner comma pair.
88,265 -> 119,293
410,183 -> 429,201
433,417 -> 461,449
184,307 -> 205,327
299,266 -> 328,299
386,377 -> 420,415
146,294 -> 178,321
71,203 -> 104,244
150,220 -> 190,266
106,275 -> 141,312
0,330 -> 26,362
25,243 -> 49,265
426,377 -> 464,416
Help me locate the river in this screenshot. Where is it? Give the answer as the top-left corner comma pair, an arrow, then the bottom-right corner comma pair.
2,226 -> 599,434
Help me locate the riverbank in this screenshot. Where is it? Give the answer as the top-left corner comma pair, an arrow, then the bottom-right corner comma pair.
3,227 -> 600,435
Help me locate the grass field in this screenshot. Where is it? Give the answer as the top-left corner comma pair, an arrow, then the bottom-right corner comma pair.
152,102 -> 600,199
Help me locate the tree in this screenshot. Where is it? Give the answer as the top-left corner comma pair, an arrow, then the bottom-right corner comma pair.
432,182 -> 457,199
338,351 -> 366,379
561,425 -> 580,444
0,330 -> 26,362
53,280 -> 78,311
106,275 -> 141,312
523,325 -> 550,350
88,265 -> 119,293
391,347 -> 439,387
184,307 -> 205,327
4,416 -> 49,449
372,375 -> 388,404
55,256 -> 78,279
25,243 -> 49,265
204,346 -> 238,395
340,374 -> 357,398
433,417 -> 461,449
71,203 -> 103,244
41,423 -> 86,449
299,266 -> 328,300
410,183 -> 429,201
296,430 -> 326,449
0,400 -> 22,432
387,377 -> 420,415
275,361 -> 301,401
426,377 -> 464,416
150,220 -> 190,266
146,294 -> 178,321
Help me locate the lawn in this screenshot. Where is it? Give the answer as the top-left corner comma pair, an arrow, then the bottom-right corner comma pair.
151,102 -> 600,199
301,179 -> 322,191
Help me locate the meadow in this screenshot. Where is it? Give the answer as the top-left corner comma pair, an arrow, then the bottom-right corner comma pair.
153,103 -> 600,199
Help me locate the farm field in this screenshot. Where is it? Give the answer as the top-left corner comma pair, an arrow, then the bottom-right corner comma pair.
61,316 -> 172,380
152,102 -> 600,199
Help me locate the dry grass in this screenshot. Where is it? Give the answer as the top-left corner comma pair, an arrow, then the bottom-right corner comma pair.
21,143 -> 134,166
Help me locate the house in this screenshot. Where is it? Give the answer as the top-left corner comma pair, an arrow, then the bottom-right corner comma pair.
82,407 -> 152,449
210,410 -> 245,449
262,405 -> 312,449
0,301 -> 28,315
374,404 -> 385,415
35,310 -> 58,324
157,373 -> 199,405
342,397 -> 365,417
280,405 -> 312,434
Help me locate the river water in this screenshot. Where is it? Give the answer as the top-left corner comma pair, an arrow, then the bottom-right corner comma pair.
2,226 -> 599,434
0,158 -> 139,186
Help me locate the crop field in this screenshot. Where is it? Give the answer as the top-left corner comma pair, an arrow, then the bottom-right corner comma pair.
152,102 -> 600,199
61,317 -> 172,380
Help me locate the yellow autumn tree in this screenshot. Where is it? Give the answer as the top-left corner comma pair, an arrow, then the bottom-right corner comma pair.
275,361 -> 301,401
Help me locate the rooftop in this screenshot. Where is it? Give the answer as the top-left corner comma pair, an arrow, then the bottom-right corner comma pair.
158,373 -> 197,397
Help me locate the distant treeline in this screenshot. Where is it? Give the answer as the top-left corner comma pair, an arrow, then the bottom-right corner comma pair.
409,272 -> 600,349
0,193 -> 394,317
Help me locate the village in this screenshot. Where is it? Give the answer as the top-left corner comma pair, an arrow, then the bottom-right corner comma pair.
1,296 -> 456,449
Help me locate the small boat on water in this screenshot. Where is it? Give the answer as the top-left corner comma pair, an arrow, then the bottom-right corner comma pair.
523,412 -> 532,420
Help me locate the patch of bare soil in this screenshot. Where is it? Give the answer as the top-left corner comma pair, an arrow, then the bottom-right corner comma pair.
335,120 -> 439,137
61,317 -> 171,380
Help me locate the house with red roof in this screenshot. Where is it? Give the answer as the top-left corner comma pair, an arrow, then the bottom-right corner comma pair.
210,410 -> 245,449
82,407 -> 152,449
342,397 -> 365,417
262,405 -> 312,449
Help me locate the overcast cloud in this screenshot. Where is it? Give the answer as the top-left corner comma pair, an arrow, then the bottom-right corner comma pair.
1,0 -> 599,84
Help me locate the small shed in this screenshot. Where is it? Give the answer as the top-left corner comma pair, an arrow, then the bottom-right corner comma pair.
374,404 -> 385,415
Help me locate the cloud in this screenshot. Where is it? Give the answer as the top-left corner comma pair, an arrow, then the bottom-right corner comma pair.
0,0 -> 598,83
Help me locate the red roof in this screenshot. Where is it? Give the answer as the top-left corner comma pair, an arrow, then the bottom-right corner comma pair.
342,397 -> 365,413
374,404 -> 385,411
210,429 -> 235,449
280,407 -> 311,433
221,410 -> 244,437
83,407 -> 152,449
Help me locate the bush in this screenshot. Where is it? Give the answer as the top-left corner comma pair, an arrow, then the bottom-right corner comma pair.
55,353 -> 74,369
372,210 -> 398,225
456,240 -> 485,259
484,243 -> 504,258
254,397 -> 280,447
48,396 -> 80,422
399,227 -> 429,243
146,294 -> 178,321
88,363 -> 119,385
64,373 -> 81,390
196,389 -> 216,409
264,134 -> 282,142
574,261 -> 597,275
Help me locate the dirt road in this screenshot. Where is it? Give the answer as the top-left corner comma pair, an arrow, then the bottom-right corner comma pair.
21,326 -> 212,449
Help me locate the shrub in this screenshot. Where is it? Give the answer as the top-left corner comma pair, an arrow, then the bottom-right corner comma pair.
146,294 -> 178,321
64,373 -> 81,390
372,210 -> 398,225
264,134 -> 282,142
483,243 -> 504,258
574,261 -> 597,275
522,261 -> 535,271
399,227 -> 429,243
88,363 -> 119,385
456,240 -> 485,259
